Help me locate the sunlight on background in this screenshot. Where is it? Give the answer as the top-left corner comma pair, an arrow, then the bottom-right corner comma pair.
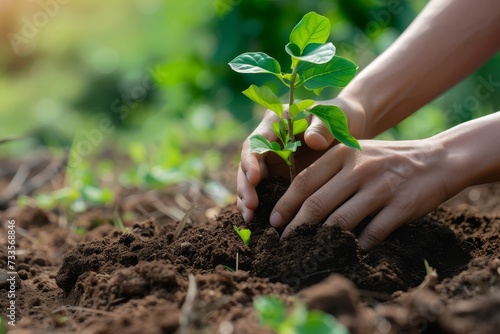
0,0 -> 499,161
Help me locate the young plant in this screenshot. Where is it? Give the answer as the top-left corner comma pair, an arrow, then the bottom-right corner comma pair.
254,296 -> 349,334
233,225 -> 251,247
229,11 -> 361,180
233,225 -> 251,271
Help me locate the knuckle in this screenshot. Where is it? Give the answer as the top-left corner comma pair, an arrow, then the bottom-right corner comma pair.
362,225 -> 384,246
277,198 -> 295,217
329,211 -> 353,230
391,198 -> 416,216
293,171 -> 313,194
303,195 -> 326,220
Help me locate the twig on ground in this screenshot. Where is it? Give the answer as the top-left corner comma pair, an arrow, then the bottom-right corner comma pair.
180,274 -> 198,334
174,205 -> 195,240
0,150 -> 68,210
19,150 -> 69,196
0,137 -> 28,145
152,200 -> 186,221
2,164 -> 30,200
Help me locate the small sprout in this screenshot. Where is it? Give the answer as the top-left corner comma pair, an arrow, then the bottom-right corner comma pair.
254,296 -> 349,334
113,208 -> 126,233
424,259 -> 432,275
223,265 -> 235,272
233,225 -> 251,247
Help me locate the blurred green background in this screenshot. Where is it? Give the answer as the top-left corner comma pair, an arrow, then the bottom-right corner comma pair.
1,0 -> 499,173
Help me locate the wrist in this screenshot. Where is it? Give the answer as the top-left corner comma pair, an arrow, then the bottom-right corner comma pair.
432,113 -> 500,195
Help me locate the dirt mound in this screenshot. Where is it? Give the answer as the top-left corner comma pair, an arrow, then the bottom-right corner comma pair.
1,180 -> 499,333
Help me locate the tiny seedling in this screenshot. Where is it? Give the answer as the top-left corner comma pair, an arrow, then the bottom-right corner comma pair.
424,259 -> 433,276
233,225 -> 251,247
229,11 -> 361,180
254,296 -> 349,334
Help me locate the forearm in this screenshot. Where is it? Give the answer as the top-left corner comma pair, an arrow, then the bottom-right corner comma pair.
339,0 -> 500,139
436,112 -> 500,195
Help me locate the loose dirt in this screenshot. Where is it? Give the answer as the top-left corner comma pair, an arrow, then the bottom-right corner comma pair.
1,178 -> 499,333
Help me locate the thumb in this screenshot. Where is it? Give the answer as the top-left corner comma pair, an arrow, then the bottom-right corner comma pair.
304,116 -> 335,150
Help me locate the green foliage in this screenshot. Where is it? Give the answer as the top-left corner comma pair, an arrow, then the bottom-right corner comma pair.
254,296 -> 349,334
18,161 -> 114,213
229,12 -> 360,179
0,317 -> 7,334
233,225 -> 251,247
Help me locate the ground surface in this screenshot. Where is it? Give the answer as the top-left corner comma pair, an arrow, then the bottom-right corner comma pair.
1,172 -> 499,333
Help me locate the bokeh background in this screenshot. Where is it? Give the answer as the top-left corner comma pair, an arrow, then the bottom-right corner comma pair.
1,0 -> 499,189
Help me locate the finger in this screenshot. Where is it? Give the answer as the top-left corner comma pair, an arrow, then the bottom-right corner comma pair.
237,195 -> 255,222
237,163 -> 259,212
323,190 -> 386,231
357,205 -> 411,250
269,148 -> 344,229
304,115 -> 335,151
240,149 -> 263,187
279,170 -> 358,239
241,110 -> 279,186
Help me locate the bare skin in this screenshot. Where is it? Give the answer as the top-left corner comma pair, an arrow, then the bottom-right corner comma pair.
237,0 -> 500,249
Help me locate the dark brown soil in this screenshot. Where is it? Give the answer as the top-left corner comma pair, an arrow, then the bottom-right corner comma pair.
1,177 -> 500,334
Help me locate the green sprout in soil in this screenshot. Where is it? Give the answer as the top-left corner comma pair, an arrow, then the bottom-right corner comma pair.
229,11 -> 361,181
233,225 -> 251,247
254,296 -> 349,334
424,259 -> 432,275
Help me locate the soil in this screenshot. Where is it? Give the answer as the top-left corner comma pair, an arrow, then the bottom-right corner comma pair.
1,175 -> 500,334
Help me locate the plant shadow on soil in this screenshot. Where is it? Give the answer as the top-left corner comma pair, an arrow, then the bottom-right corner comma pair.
1,178 -> 500,333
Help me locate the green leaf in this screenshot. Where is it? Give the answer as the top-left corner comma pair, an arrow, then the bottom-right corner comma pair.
297,310 -> 349,334
272,120 -> 288,145
290,12 -> 331,52
290,99 -> 315,117
233,225 -> 251,247
249,134 -> 294,165
81,186 -> 114,205
309,105 -> 361,150
35,193 -> 56,209
293,119 -> 308,135
254,296 -> 287,330
229,52 -> 282,75
312,88 -> 324,96
242,85 -> 284,118
285,42 -> 336,64
129,142 -> 147,164
300,56 -> 358,90
284,140 -> 302,152
51,187 -> 80,203
249,134 -> 280,155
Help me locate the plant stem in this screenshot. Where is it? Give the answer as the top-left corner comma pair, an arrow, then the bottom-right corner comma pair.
287,64 -> 299,181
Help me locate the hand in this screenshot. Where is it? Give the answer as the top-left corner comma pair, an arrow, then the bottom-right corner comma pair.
236,97 -> 366,222
268,138 -> 452,250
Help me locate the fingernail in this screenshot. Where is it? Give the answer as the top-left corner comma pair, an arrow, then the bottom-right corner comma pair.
270,211 -> 282,227
306,130 -> 328,146
358,238 -> 369,251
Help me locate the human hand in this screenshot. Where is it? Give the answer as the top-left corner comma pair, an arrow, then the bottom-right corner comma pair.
236,97 -> 366,223
269,138 -> 452,250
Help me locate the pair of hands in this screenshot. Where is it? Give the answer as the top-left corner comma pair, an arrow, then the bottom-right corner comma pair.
237,98 -> 451,250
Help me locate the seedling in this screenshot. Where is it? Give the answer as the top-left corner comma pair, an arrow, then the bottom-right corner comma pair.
233,225 -> 251,247
254,296 -> 349,334
229,11 -> 361,180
